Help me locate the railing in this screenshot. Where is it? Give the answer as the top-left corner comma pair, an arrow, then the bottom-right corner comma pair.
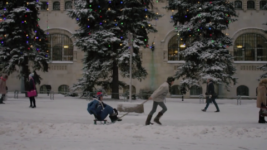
199,94 -> 205,104
14,90 -> 19,99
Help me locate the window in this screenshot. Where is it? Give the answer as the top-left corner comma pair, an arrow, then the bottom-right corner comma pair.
40,85 -> 47,93
47,34 -> 73,61
237,85 -> 249,96
247,1 -> 255,9
260,1 -> 267,10
234,1 -> 242,9
58,85 -> 69,94
65,1 -> 72,9
41,2 -> 48,10
53,1 -> 60,10
168,35 -> 186,61
0,1 -> 3,9
170,85 -> 182,95
234,33 -> 267,61
190,86 -> 202,95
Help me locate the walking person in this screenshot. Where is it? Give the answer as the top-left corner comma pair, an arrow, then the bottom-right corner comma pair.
202,78 -> 220,112
256,78 -> 267,123
145,77 -> 175,125
0,75 -> 8,104
28,73 -> 37,108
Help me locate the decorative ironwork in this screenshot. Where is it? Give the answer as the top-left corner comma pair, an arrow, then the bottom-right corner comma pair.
47,34 -> 73,61
53,2 -> 60,10
247,1 -> 255,9
237,85 -> 249,96
234,0 -> 242,9
260,1 -> 267,10
234,33 -> 267,61
65,1 -> 72,10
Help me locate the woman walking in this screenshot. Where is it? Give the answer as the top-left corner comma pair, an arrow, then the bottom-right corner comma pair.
28,73 -> 37,108
145,77 -> 174,125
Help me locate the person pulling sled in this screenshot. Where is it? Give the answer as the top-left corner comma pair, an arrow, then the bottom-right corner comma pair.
87,92 -> 122,123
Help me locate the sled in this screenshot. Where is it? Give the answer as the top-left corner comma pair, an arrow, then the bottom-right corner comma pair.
94,119 -> 107,125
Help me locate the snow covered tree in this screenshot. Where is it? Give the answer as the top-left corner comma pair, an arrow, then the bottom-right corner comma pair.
68,0 -> 160,99
168,0 -> 237,90
0,0 -> 48,85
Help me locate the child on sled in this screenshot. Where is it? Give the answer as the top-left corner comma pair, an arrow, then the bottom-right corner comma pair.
87,92 -> 122,123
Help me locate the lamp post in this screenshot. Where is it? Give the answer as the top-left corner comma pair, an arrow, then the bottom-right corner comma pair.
128,32 -> 133,102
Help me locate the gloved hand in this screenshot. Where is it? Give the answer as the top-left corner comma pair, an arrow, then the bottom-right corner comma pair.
209,95 -> 212,99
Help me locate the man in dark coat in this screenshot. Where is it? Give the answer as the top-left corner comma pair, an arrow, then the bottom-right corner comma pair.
202,78 -> 220,112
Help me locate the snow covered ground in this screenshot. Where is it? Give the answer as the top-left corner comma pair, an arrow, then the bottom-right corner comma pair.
0,94 -> 266,150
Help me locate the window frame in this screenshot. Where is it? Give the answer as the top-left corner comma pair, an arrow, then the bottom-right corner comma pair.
53,1 -> 60,11
190,86 -> 202,96
260,0 -> 267,10
236,85 -> 249,96
47,34 -> 74,63
234,33 -> 267,61
65,1 -> 72,10
234,0 -> 242,9
58,85 -> 69,94
247,0 -> 255,9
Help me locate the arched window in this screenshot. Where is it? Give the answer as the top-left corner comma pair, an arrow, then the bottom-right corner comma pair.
53,1 -> 60,10
65,1 -> 72,10
41,2 -> 48,10
234,33 -> 267,61
237,85 -> 249,96
47,34 -> 73,61
247,1 -> 255,9
170,85 -> 182,95
234,0 -> 242,9
168,35 -> 186,61
190,86 -> 202,95
260,1 -> 267,10
58,85 -> 69,94
40,85 -> 47,93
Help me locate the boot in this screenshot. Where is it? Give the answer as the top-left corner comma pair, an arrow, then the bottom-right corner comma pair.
154,112 -> 163,125
145,114 -> 153,125
259,110 -> 266,123
109,115 -> 122,123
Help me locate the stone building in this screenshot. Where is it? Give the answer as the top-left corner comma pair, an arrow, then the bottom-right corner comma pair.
4,0 -> 267,98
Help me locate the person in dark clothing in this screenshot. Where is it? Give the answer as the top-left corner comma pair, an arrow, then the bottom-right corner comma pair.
202,79 -> 220,112
28,73 -> 36,108
87,92 -> 122,123
0,75 -> 8,104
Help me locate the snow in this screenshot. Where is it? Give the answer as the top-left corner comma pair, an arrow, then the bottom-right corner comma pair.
0,94 -> 266,150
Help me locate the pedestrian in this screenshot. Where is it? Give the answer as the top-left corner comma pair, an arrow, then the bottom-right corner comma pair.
202,78 -> 220,112
28,73 -> 37,108
0,75 -> 8,104
256,78 -> 267,123
87,92 -> 122,123
145,77 -> 175,125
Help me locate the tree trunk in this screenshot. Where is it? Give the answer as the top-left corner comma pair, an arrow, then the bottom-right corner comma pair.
111,61 -> 119,99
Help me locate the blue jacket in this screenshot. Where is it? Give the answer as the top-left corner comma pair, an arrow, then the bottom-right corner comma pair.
87,99 -> 104,115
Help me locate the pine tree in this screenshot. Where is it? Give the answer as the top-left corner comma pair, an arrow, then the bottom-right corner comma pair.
0,0 -> 48,85
68,0 -> 160,99
168,0 -> 237,90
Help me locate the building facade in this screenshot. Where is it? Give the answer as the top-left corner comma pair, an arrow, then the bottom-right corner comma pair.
5,0 -> 267,98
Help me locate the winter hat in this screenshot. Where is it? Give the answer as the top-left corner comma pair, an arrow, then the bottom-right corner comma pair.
29,73 -> 34,78
167,77 -> 175,83
96,92 -> 103,98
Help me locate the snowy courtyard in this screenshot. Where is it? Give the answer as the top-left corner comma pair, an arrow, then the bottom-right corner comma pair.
0,94 -> 266,150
